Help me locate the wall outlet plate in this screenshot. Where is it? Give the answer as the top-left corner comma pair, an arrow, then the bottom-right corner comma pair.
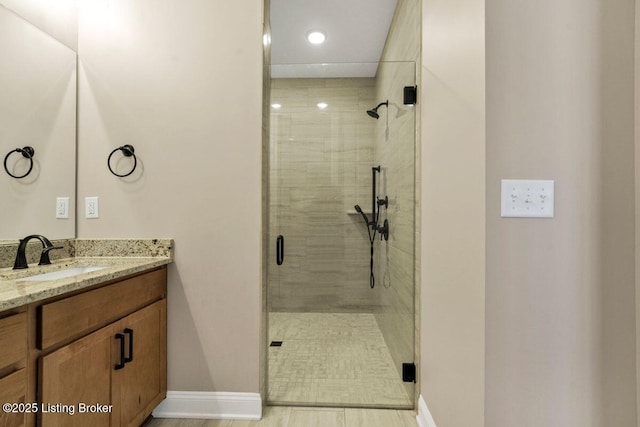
85,196 -> 99,219
501,179 -> 554,218
56,197 -> 69,219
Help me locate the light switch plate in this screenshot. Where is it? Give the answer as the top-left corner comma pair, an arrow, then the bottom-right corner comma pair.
501,179 -> 554,218
85,196 -> 99,219
56,197 -> 69,219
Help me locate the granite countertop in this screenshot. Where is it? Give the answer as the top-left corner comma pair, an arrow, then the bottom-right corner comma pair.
0,257 -> 171,312
0,239 -> 173,312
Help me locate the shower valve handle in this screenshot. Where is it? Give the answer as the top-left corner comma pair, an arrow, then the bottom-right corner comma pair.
377,196 -> 388,208
377,219 -> 389,241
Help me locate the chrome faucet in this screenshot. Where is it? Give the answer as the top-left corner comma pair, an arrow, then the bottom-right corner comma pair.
13,235 -> 63,270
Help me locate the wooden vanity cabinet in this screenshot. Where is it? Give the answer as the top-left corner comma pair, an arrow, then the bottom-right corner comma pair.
40,300 -> 166,427
0,311 -> 28,427
34,266 -> 167,427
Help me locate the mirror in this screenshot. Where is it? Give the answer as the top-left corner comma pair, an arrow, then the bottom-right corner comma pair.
0,4 -> 77,240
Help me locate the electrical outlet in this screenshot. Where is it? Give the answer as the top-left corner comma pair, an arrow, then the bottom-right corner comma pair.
501,179 -> 554,218
85,196 -> 99,219
56,197 -> 69,219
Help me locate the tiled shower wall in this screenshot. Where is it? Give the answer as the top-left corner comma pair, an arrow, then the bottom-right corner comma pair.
268,78 -> 383,312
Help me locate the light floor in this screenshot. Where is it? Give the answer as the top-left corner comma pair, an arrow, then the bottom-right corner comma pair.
268,313 -> 412,408
144,406 -> 417,427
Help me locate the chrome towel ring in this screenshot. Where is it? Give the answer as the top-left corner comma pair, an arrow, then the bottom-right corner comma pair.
108,144 -> 137,177
4,146 -> 35,179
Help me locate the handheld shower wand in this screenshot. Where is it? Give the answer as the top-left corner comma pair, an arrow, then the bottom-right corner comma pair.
354,204 -> 370,227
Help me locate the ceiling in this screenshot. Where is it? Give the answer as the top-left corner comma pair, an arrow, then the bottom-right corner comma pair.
270,0 -> 398,78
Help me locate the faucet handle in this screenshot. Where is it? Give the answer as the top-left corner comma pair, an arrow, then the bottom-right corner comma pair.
38,246 -> 63,266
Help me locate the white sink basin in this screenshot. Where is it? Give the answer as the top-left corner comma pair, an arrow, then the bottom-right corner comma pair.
19,266 -> 107,282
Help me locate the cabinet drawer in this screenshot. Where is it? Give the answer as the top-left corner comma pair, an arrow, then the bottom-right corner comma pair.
39,268 -> 166,350
0,368 -> 27,427
0,312 -> 27,369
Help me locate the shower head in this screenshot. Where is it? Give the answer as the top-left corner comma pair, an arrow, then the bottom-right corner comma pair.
366,110 -> 379,119
366,101 -> 389,119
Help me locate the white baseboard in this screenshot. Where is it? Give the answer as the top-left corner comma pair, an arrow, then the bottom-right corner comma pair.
152,391 -> 262,420
416,395 -> 437,427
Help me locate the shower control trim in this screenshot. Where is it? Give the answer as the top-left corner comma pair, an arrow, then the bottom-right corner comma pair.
377,219 -> 389,241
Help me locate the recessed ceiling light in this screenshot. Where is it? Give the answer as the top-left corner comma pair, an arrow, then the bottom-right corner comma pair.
271,103 -> 281,109
307,31 -> 326,45
317,102 -> 328,109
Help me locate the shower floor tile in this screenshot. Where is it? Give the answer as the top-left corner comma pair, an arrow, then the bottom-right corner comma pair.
267,313 -> 412,408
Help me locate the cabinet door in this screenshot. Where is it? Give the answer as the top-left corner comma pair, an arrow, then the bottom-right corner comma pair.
0,369 -> 26,427
0,312 -> 27,368
40,324 -> 114,427
0,312 -> 27,427
115,300 -> 166,427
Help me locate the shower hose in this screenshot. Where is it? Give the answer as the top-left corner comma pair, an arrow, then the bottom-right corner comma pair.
366,203 -> 385,288
368,224 -> 376,288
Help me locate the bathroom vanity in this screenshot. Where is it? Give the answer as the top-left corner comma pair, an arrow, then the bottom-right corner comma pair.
0,240 -> 172,427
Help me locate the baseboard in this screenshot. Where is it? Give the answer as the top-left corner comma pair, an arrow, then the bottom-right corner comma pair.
152,391 -> 262,420
416,395 -> 437,427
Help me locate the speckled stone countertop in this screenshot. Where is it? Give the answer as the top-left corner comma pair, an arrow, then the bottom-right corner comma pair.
0,239 -> 173,312
0,239 -> 75,269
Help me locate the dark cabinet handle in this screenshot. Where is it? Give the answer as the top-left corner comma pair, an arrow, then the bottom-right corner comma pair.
115,333 -> 126,370
124,328 -> 134,363
276,235 -> 284,266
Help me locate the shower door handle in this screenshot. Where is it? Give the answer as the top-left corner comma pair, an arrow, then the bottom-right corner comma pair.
276,235 -> 284,265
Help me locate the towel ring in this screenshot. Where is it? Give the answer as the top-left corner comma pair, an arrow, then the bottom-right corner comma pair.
108,145 -> 137,177
4,146 -> 35,179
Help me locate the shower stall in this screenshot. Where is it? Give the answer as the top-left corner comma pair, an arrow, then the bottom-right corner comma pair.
266,61 -> 416,409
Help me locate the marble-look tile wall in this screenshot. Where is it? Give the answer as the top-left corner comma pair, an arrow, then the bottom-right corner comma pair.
268,78 -> 382,312
372,0 -> 420,397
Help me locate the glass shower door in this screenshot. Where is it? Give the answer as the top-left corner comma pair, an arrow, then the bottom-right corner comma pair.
267,61 -> 416,409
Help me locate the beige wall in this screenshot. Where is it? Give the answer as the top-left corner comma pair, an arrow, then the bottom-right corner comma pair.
598,2 -> 636,424
268,78 -> 377,312
486,0 -> 636,426
420,0 -> 485,426
0,5 -> 76,240
0,0 -> 77,51
634,0 -> 640,426
637,1 -> 640,422
77,0 -> 264,392
421,0 -> 637,425
261,0 -> 271,404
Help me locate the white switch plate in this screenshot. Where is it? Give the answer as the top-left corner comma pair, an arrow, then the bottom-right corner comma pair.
85,196 -> 99,218
501,179 -> 554,218
56,197 -> 69,219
